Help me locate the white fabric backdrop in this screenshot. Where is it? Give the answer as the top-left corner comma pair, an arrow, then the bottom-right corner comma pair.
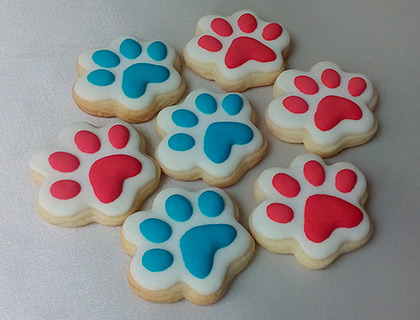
1,1 -> 420,319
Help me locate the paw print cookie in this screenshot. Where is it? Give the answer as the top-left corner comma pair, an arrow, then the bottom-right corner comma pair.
73,35 -> 185,123
249,154 -> 372,269
121,188 -> 255,305
155,89 -> 267,187
266,61 -> 378,157
29,121 -> 160,227
184,10 -> 291,92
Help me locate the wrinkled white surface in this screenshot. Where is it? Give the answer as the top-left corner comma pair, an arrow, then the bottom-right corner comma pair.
1,1 -> 420,319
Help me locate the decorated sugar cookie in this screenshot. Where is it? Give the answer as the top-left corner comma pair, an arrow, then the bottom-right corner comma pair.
73,35 -> 185,123
249,154 -> 372,269
184,10 -> 291,92
155,89 -> 267,187
121,187 -> 255,305
266,61 -> 378,157
29,121 -> 160,227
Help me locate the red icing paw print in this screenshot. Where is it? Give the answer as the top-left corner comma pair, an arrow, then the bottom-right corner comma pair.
198,12 -> 283,69
267,62 -> 377,156
286,69 -> 367,131
270,161 -> 362,243
185,10 -> 290,91
30,121 -> 159,225
48,125 -> 142,203
250,154 -> 371,267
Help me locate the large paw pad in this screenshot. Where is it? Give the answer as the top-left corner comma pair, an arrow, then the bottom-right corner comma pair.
156,89 -> 265,186
250,154 -> 372,268
122,188 -> 254,304
30,121 -> 159,226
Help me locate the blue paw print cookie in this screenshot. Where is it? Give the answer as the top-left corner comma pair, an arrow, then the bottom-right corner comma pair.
73,35 -> 185,123
121,188 -> 255,304
155,89 -> 267,187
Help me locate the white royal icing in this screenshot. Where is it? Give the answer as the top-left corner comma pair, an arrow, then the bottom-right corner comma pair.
74,35 -> 182,111
122,187 -> 253,296
250,154 -> 371,260
267,61 -> 377,147
185,10 -> 290,81
155,89 -> 265,180
29,121 -> 158,218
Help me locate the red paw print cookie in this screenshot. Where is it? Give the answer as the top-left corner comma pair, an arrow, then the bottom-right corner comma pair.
266,62 -> 378,157
30,121 -> 160,227
249,154 -> 372,269
184,10 -> 291,92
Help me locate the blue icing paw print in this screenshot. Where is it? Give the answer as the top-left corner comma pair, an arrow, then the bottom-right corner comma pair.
122,188 -> 254,302
166,91 -> 254,164
74,35 -> 184,123
139,190 -> 236,279
156,89 -> 265,187
86,37 -> 171,99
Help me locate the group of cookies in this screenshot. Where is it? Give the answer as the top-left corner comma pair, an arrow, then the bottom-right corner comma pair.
30,10 -> 377,305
